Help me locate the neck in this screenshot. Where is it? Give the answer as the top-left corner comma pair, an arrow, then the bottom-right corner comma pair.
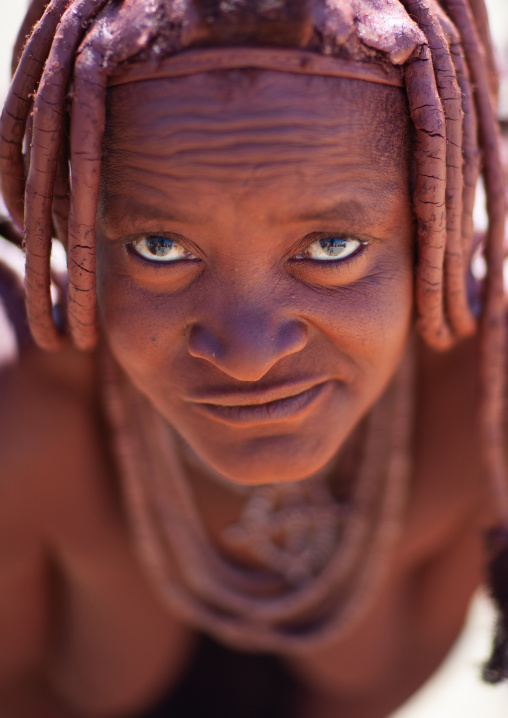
103,342 -> 417,653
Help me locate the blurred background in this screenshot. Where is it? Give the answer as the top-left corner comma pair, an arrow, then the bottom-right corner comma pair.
1,1 -> 508,115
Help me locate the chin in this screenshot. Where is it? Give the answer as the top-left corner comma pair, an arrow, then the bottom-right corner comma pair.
189,432 -> 343,486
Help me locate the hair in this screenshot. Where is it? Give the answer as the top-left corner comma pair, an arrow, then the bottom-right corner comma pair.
1,0 -> 507,680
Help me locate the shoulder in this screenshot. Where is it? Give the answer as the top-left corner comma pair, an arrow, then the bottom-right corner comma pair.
0,233 -> 102,502
0,234 -> 117,552
0,331 -> 101,541
406,334 -> 486,555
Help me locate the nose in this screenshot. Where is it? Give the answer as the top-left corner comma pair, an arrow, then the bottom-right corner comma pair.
187,305 -> 308,382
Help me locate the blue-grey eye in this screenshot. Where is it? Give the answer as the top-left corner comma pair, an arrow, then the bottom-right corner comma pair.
301,236 -> 362,261
131,236 -> 196,262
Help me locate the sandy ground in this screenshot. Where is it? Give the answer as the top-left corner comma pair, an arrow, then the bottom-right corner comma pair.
0,1 -> 507,109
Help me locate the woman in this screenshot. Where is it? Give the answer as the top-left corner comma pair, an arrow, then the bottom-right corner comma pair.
0,0 -> 507,716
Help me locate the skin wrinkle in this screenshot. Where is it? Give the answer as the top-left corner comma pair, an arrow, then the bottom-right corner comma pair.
102,162 -> 400,193
101,76 -> 409,219
104,73 -> 408,158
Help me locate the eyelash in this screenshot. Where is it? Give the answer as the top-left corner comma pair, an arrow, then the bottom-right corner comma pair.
126,235 -> 369,268
295,240 -> 367,263
126,235 -> 198,263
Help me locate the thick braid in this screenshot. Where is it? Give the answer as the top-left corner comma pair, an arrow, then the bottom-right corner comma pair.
67,0 -> 175,348
404,0 -> 474,339
24,0 -> 110,351
0,0 -> 70,230
435,7 -> 481,269
398,41 -> 452,349
67,46 -> 107,349
444,0 -> 508,519
2,0 -> 183,349
10,0 -> 54,76
448,42 -> 480,267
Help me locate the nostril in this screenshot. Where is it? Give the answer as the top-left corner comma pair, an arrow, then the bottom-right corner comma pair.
186,317 -> 308,381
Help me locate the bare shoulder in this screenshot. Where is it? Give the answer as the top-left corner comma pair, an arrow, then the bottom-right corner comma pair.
0,262 -> 101,517
0,332 -> 101,536
0,233 -> 98,495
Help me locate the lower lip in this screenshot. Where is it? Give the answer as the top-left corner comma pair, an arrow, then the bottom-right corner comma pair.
193,382 -> 332,426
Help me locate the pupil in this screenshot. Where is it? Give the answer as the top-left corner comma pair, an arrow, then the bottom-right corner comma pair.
146,236 -> 174,256
319,238 -> 347,257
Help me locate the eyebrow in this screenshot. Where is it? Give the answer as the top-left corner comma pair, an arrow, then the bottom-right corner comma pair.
101,190 -> 397,237
99,195 -> 192,229
294,199 -> 379,225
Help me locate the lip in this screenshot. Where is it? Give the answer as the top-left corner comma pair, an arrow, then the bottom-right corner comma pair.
188,378 -> 331,406
189,380 -> 333,425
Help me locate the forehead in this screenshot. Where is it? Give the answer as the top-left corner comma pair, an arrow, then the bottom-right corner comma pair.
100,71 -> 411,227
103,70 -> 410,165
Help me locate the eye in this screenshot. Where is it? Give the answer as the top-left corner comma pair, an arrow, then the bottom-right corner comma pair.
130,236 -> 197,263
296,236 -> 363,262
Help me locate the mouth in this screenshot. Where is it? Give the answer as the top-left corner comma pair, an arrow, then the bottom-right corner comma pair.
188,380 -> 333,425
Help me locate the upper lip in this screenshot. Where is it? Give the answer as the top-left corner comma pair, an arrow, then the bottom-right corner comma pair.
187,379 -> 330,407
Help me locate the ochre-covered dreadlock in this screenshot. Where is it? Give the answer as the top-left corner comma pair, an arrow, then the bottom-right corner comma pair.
1,0 -> 507,681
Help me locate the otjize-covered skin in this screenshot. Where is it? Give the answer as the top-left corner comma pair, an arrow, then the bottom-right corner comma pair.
98,72 -> 414,485
0,0 -> 507,716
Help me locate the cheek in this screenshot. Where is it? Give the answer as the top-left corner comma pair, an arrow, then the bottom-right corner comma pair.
96,244 -> 190,374
306,255 -> 414,374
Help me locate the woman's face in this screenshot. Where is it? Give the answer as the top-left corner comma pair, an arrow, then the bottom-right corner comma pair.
96,71 -> 414,485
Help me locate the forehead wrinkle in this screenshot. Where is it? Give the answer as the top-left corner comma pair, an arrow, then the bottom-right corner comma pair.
103,128 -> 405,187
107,115 -> 375,146
100,74 -> 410,231
105,115 -> 400,168
104,74 -> 410,169
106,131 -> 376,160
105,146 -> 375,176
102,157 -> 403,199
102,133 -> 407,204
